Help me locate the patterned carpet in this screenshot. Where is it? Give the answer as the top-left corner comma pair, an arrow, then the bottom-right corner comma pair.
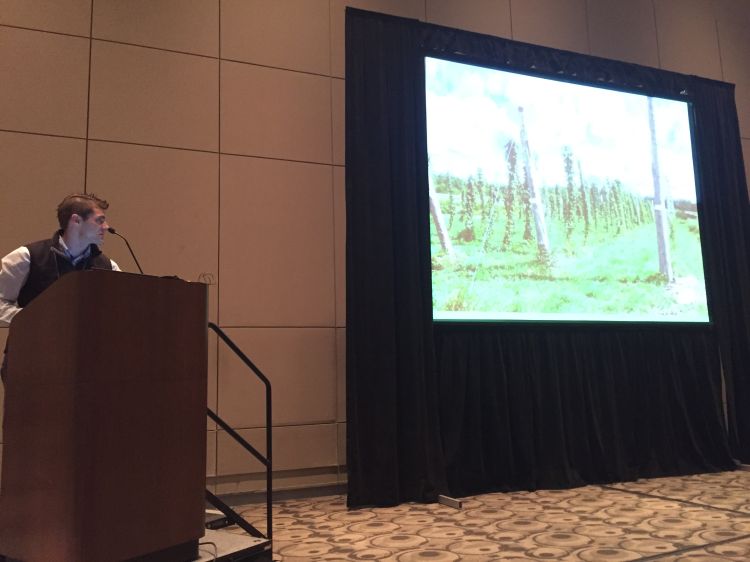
224,470 -> 750,561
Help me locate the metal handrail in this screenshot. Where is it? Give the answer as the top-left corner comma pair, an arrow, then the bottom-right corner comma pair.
205,488 -> 265,539
207,322 -> 273,541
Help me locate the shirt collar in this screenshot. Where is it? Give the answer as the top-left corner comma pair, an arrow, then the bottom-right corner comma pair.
57,235 -> 92,266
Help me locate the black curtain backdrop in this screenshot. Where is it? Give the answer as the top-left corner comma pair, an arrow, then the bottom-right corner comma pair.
346,8 -> 750,508
344,10 -> 447,508
690,79 -> 750,461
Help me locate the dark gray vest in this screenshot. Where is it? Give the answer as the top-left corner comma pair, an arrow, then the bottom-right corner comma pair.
17,233 -> 113,308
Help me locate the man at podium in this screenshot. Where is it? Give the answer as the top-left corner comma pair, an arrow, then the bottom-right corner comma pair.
0,195 -> 208,560
0,193 -> 120,379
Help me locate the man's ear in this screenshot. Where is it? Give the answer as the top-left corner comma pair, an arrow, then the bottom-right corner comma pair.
70,214 -> 82,227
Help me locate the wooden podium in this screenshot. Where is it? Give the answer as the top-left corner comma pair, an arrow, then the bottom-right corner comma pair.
0,270 -> 208,561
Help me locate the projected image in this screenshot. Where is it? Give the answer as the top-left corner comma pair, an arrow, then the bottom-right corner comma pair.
426,57 -> 709,322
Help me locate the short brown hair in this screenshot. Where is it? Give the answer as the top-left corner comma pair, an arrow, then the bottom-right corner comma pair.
57,193 -> 109,231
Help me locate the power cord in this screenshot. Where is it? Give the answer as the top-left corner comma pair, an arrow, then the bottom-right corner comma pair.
198,540 -> 218,561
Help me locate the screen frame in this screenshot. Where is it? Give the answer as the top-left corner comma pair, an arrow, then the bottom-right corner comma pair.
423,51 -> 714,327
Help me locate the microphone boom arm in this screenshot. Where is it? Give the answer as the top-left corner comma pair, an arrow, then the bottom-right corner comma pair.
108,227 -> 144,274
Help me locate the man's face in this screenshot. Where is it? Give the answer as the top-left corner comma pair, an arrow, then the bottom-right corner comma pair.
79,207 -> 109,245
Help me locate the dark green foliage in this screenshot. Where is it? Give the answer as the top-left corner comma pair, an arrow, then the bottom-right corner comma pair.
429,147 -> 705,319
448,176 -> 460,229
481,172 -> 502,252
520,172 -> 533,242
502,141 -> 518,250
563,146 -> 575,240
459,176 -> 476,242
476,169 -> 488,222
577,161 -> 590,242
432,147 -> 655,262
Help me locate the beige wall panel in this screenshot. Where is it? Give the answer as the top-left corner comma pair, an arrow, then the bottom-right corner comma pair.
219,156 -> 335,327
217,423 -> 338,476
654,0 -> 721,79
86,141 -> 219,322
511,0 -> 588,53
221,0 -> 330,75
207,430 -> 217,477
89,41 -> 218,152
0,0 -> 91,36
426,0 -> 511,39
0,27 -> 89,137
332,78 -> 345,167
92,0 -> 218,57
337,422 -> 346,466
737,83 -> 750,142
334,166 -> 346,327
0,132 -> 85,250
336,328 -> 345,422
217,328 -> 336,429
714,0 -> 750,85
330,0 -> 425,78
208,332 -> 218,430
221,61 -> 331,163
587,0 -> 660,67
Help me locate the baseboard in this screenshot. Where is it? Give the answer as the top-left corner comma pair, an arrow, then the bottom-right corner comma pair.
215,482 -> 348,506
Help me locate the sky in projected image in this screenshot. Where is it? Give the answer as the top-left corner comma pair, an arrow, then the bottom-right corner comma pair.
426,57 -> 709,323
425,57 -> 697,202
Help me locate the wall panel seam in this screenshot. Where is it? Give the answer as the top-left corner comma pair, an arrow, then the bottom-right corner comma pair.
81,139 -> 338,168
82,36 -> 336,79
0,23 -> 88,40
0,129 -> 86,141
84,0 -> 94,194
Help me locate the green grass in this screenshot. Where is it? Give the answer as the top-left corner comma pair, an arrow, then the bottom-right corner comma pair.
431,216 -> 708,319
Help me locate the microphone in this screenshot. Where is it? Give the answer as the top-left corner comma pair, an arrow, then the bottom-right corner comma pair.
108,227 -> 144,274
